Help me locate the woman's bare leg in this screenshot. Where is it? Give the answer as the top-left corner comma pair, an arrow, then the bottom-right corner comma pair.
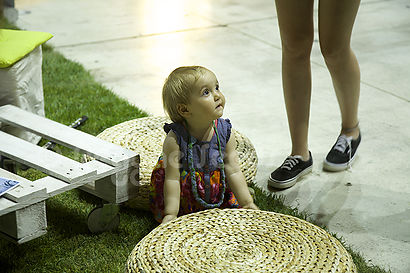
275,0 -> 315,160
318,0 -> 361,138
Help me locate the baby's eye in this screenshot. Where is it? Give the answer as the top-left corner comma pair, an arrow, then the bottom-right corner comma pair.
216,84 -> 220,91
202,89 -> 210,96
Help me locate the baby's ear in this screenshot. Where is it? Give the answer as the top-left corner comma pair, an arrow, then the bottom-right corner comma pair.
177,103 -> 191,118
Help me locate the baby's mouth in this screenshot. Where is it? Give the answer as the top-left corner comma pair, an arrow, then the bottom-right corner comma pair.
216,102 -> 223,109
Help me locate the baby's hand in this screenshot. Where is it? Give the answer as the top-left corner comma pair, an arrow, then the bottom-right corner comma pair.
161,214 -> 177,224
242,202 -> 260,210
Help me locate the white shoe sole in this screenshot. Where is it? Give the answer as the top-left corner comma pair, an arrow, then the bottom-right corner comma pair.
323,152 -> 358,172
268,165 -> 313,189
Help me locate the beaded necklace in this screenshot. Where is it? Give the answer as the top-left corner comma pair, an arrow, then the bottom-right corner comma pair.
187,120 -> 226,208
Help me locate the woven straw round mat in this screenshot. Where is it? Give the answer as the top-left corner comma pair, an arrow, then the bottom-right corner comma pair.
85,116 -> 258,210
126,208 -> 356,273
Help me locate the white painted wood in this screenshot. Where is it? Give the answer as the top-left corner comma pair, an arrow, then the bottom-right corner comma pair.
0,131 -> 97,183
32,161 -> 131,200
0,201 -> 47,240
34,175 -> 95,198
81,160 -> 117,180
0,197 -> 19,217
80,159 -> 140,203
0,176 -> 53,217
33,176 -> 72,198
0,160 -> 138,216
0,104 -> 137,167
0,105 -> 142,243
78,160 -> 124,201
0,168 -> 47,203
0,172 -> 48,216
0,228 -> 47,244
93,165 -> 140,203
79,182 -> 98,197
0,174 -> 103,216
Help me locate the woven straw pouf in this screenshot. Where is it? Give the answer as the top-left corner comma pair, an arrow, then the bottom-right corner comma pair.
87,116 -> 258,210
126,209 -> 356,273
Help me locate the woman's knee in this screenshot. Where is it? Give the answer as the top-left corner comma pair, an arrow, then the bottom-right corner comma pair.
320,40 -> 351,65
281,36 -> 313,60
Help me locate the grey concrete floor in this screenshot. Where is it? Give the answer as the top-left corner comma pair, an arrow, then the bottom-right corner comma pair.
14,0 -> 410,272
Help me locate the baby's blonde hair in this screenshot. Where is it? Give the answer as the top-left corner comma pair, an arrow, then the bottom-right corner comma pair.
162,66 -> 210,123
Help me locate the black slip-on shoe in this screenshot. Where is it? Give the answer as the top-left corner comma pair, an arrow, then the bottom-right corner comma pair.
269,152 -> 313,189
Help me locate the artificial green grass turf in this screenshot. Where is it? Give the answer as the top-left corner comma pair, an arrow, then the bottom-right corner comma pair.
0,37 -> 390,273
0,43 -> 153,273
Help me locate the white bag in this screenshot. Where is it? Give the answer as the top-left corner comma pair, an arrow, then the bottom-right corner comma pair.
0,45 -> 45,144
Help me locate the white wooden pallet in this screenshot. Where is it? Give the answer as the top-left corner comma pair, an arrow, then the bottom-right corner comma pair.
0,105 -> 139,244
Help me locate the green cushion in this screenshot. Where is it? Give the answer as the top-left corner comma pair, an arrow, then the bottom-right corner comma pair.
0,29 -> 53,68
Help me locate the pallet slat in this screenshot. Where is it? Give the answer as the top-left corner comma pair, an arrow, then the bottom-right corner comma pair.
0,172 -> 109,217
0,105 -> 137,167
0,168 -> 47,203
0,131 -> 96,183
82,160 -> 117,180
0,171 -> 109,216
34,174 -> 102,198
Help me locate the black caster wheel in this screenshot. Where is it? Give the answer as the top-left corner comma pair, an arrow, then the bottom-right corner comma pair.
87,203 -> 120,233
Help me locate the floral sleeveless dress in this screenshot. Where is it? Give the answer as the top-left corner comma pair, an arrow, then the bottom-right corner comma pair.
149,118 -> 240,223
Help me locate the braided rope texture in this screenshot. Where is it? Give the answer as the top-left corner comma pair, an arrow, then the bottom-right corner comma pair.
85,117 -> 258,210
126,208 -> 356,273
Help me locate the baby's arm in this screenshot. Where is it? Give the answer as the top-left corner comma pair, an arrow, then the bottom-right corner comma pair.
224,129 -> 259,210
162,131 -> 181,224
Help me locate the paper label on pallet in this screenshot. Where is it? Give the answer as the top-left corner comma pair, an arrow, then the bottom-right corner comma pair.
0,177 -> 20,197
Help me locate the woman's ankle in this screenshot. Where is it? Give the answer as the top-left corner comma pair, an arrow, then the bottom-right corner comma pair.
291,150 -> 310,161
340,122 -> 360,139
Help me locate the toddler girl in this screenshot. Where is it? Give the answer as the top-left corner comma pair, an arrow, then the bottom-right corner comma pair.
150,66 -> 259,224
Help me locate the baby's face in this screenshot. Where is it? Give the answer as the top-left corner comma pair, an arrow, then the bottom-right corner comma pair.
188,70 -> 225,122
